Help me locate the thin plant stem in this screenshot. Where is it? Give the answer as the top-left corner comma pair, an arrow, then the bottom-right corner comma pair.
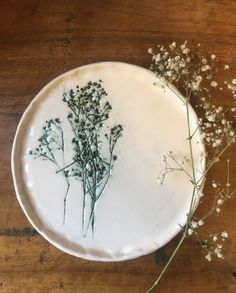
147,89 -> 200,291
147,42 -> 236,292
147,235 -> 186,292
196,136 -> 236,186
63,181 -> 70,225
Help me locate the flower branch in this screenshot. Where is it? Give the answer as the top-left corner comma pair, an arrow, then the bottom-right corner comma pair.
147,41 -> 236,292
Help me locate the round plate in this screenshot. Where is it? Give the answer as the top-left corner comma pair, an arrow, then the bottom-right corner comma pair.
11,62 -> 204,261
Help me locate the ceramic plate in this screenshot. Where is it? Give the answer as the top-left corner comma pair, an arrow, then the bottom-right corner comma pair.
11,62 -> 204,261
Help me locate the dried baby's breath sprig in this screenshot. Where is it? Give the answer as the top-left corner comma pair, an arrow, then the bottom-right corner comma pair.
58,81 -> 123,236
29,118 -> 71,224
147,42 -> 236,292
30,81 -> 123,234
190,229 -> 228,261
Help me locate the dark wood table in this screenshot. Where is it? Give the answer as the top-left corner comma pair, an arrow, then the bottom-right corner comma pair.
0,1 -> 236,292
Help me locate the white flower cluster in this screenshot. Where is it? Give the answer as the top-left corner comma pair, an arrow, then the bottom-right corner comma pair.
157,151 -> 190,185
149,41 -> 236,115
187,219 -> 205,236
148,42 -> 192,84
204,231 -> 228,261
152,42 -> 235,270
148,41 -> 219,93
186,216 -> 229,262
199,99 -> 235,149
211,178 -> 232,214
147,42 -> 236,291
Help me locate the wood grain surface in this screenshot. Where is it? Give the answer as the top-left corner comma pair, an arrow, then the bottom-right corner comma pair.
0,0 -> 236,292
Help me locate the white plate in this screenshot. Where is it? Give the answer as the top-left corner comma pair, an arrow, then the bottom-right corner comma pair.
11,62 -> 204,261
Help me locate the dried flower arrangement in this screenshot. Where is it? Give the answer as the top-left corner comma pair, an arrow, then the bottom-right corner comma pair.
26,42 -> 235,291
147,42 -> 236,292
29,80 -> 123,236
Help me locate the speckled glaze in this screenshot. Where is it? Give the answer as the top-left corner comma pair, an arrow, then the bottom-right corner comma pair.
11,62 -> 205,261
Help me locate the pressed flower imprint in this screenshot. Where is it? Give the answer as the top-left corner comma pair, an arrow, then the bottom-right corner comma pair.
30,80 -> 123,237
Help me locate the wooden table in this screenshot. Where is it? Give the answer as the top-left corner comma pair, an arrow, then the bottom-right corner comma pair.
0,1 -> 236,292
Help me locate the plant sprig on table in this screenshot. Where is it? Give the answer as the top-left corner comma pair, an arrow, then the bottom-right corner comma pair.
30,80 -> 123,236
147,42 -> 236,292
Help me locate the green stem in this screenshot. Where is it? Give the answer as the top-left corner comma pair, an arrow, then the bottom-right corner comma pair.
82,171 -> 87,234
186,100 -> 196,184
146,233 -> 187,292
63,181 -> 70,225
147,182 -> 198,291
148,92 -> 199,291
84,198 -> 96,237
196,135 -> 236,186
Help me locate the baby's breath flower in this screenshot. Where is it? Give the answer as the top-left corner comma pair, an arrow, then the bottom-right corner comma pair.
229,130 -> 235,137
213,139 -> 222,147
221,119 -> 226,125
206,113 -> 216,122
212,182 -> 217,188
183,48 -> 190,54
169,42 -> 176,50
205,252 -> 212,262
180,41 -> 187,50
148,42 -> 236,292
191,221 -> 198,228
201,64 -> 211,72
196,75 -> 202,82
215,248 -> 223,259
188,228 -> 193,236
198,219 -> 204,226
217,199 -> 223,205
213,235 -> 218,242
211,81 -> 218,87
154,53 -> 161,62
221,231 -> 228,238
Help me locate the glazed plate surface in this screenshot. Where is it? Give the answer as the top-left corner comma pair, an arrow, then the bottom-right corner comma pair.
11,62 -> 204,261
